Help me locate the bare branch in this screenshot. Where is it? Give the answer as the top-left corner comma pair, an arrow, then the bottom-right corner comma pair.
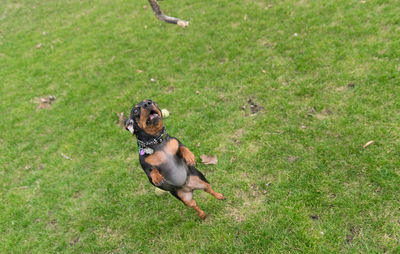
147,0 -> 189,28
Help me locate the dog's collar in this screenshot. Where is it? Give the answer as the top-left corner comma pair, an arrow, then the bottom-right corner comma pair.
137,127 -> 168,149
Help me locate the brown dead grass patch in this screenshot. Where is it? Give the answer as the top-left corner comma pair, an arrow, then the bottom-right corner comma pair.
225,185 -> 266,223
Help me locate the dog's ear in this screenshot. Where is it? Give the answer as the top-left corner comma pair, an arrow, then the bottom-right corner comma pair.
125,118 -> 135,134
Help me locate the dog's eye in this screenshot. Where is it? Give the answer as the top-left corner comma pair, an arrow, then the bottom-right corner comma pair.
134,108 -> 139,115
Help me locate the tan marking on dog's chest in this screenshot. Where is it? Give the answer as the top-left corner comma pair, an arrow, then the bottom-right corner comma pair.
145,151 -> 166,166
164,139 -> 179,155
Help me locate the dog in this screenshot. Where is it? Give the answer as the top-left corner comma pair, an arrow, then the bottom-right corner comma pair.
125,99 -> 225,219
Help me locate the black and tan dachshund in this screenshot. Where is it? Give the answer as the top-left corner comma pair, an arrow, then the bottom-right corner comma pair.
125,99 -> 225,219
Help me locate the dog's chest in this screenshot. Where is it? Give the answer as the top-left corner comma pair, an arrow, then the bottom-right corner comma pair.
143,138 -> 178,165
142,138 -> 188,186
162,155 -> 188,186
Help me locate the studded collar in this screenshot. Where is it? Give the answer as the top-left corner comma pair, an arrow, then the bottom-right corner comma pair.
136,127 -> 168,149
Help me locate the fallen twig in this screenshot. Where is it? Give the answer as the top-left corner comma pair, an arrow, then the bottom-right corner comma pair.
61,153 -> 72,160
362,140 -> 375,149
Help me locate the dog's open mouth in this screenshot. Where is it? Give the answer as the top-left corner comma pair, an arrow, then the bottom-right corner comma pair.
147,110 -> 160,124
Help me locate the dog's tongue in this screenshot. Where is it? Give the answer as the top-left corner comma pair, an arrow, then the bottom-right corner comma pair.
149,113 -> 158,120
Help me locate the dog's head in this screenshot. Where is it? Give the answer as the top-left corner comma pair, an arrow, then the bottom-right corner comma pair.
125,99 -> 163,137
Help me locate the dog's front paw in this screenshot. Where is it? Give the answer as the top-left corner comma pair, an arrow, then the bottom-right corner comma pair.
184,152 -> 196,166
150,169 -> 165,186
180,146 -> 196,166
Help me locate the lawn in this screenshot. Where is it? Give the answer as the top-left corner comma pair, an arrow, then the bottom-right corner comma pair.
1,0 -> 400,252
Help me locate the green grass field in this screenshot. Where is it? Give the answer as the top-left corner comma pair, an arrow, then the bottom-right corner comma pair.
1,0 -> 400,252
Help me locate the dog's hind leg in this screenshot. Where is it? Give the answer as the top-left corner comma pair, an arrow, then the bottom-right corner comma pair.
176,189 -> 206,220
187,176 -> 226,200
204,184 -> 226,200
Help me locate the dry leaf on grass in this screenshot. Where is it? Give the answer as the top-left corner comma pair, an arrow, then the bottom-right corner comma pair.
321,108 -> 333,115
308,107 -> 316,114
363,140 -> 375,149
200,155 -> 218,165
116,112 -> 127,128
35,95 -> 56,109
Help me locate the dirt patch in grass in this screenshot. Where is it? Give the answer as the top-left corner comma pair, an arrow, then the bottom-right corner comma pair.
233,128 -> 245,144
94,226 -> 124,243
346,225 -> 360,243
226,185 -> 267,223
308,107 -> 333,119
69,236 -> 80,246
241,98 -> 264,116
47,219 -> 58,231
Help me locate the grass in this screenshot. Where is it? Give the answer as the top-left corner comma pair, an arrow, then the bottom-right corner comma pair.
1,0 -> 400,252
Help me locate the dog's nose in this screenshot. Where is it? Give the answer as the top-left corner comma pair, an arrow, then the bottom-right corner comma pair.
144,100 -> 152,108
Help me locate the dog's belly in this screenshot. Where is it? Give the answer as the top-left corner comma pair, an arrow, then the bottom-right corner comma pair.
161,156 -> 188,187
